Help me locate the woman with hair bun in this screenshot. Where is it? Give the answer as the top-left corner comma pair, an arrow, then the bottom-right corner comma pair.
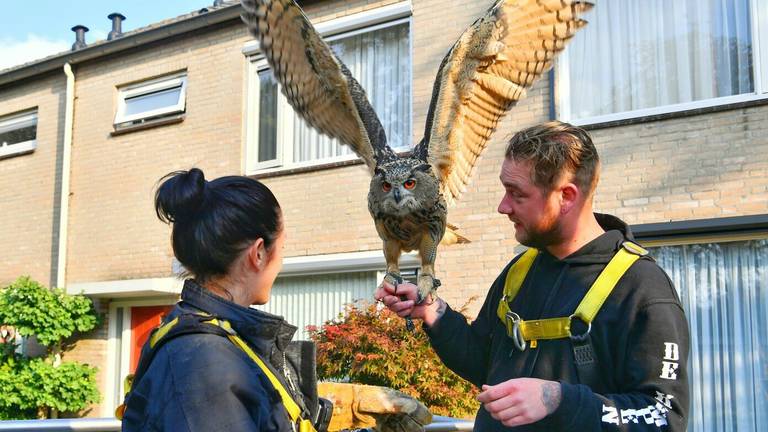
119,168 -> 431,432
120,168 -> 315,431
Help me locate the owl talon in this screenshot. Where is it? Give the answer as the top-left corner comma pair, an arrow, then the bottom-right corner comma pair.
384,272 -> 403,287
416,275 -> 441,305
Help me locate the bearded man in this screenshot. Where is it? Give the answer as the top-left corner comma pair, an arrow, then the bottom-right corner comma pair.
376,121 -> 690,431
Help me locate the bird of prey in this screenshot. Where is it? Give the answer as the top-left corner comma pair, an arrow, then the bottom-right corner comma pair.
241,0 -> 592,303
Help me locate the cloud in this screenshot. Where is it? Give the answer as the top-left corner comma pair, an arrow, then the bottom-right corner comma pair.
0,34 -> 69,71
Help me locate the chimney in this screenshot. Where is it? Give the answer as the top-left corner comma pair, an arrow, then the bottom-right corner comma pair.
71,25 -> 89,51
108,13 -> 126,40
213,0 -> 225,6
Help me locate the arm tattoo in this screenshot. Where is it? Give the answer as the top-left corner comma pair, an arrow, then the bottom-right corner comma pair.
541,382 -> 562,415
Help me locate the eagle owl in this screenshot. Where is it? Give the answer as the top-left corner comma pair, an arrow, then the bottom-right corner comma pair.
241,0 -> 591,302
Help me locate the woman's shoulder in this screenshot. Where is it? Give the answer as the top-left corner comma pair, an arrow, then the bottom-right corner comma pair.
153,333 -> 288,430
161,332 -> 268,382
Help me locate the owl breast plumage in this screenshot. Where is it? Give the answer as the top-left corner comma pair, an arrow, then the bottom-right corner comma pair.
241,0 -> 592,299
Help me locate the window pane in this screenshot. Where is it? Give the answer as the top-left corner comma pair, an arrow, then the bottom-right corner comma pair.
292,22 -> 411,163
564,0 -> 753,119
0,124 -> 36,146
258,69 -> 278,162
253,271 -> 378,341
650,240 -> 768,432
124,86 -> 183,116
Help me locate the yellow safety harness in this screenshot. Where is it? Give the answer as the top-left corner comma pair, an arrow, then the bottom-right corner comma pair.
115,313 -> 317,432
496,241 -> 648,351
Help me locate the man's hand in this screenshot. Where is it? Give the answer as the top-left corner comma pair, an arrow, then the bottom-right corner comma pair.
374,281 -> 446,327
317,382 -> 432,432
477,378 -> 562,427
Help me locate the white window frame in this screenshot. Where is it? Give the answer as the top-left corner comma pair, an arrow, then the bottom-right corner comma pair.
556,0 -> 768,126
243,1 -> 413,175
0,110 -> 37,159
114,72 -> 188,125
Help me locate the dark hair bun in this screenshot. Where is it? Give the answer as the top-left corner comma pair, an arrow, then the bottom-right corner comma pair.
155,168 -> 207,223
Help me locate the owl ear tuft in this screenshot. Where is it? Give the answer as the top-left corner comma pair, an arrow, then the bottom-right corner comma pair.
412,164 -> 432,174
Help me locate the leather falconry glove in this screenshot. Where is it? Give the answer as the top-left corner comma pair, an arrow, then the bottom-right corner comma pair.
317,382 -> 432,432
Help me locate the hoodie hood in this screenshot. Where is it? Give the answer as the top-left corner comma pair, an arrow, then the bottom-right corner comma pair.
558,213 -> 637,266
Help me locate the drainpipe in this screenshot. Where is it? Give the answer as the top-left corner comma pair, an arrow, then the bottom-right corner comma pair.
57,63 -> 75,290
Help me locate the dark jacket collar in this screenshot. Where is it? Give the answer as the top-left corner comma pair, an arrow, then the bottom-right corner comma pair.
177,279 -> 297,354
550,213 -> 637,265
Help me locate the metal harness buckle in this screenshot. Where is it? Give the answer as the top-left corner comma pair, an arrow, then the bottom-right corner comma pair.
567,314 -> 592,342
505,311 -> 527,351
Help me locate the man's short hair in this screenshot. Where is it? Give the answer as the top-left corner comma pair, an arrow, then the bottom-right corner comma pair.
505,121 -> 600,196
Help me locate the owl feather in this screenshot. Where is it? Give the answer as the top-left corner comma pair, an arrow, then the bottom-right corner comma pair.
241,0 -> 591,301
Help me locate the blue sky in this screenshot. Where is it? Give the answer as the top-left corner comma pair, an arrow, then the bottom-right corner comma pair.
0,0 -> 220,70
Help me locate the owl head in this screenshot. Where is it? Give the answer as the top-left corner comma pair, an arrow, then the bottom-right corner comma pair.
369,158 -> 440,216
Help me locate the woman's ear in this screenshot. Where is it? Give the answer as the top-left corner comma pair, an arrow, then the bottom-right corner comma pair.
246,238 -> 267,271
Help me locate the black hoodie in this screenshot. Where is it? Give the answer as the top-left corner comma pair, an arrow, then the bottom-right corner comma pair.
425,213 -> 689,431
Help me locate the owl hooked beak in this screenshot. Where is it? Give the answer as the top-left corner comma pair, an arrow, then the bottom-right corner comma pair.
393,188 -> 402,203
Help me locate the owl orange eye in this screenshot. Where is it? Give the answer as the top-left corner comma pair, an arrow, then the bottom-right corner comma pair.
404,179 -> 416,190
382,182 -> 392,192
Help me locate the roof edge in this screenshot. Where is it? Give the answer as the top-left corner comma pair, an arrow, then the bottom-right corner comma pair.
0,3 -> 242,88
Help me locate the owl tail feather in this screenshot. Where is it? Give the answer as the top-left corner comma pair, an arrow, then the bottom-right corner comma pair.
441,222 -> 471,246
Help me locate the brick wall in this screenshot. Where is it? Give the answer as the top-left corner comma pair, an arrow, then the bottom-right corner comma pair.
66,24 -> 248,283
61,298 -> 110,417
592,108 -> 768,223
0,74 -> 65,288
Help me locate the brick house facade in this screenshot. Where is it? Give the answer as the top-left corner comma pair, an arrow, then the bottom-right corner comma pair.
1,0 -> 766,425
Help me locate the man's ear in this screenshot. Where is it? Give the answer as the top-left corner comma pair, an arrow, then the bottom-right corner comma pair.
246,238 -> 267,271
559,182 -> 580,214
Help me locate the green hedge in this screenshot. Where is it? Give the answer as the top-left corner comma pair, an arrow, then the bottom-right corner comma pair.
0,277 -> 100,419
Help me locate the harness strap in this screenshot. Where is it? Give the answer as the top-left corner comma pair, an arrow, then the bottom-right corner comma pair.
496,241 -> 648,346
496,248 -> 538,322
204,318 -> 315,432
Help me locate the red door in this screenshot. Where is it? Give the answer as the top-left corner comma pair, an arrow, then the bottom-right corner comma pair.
130,305 -> 174,373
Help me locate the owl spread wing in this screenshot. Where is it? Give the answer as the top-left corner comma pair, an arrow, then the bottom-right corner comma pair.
413,0 -> 592,206
241,0 -> 396,171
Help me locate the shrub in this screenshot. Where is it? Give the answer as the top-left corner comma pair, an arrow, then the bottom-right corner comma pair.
0,277 -> 100,419
310,301 -> 479,418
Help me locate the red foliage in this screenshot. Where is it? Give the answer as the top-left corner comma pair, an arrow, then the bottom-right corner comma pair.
310,302 -> 479,418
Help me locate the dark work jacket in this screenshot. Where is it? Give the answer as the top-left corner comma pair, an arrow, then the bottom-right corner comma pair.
425,214 -> 690,431
122,280 -> 317,432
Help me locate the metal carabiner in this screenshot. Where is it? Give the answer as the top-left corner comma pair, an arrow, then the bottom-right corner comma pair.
505,311 -> 527,351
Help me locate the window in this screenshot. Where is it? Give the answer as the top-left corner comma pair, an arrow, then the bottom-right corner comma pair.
557,0 -> 768,124
649,239 -> 768,432
114,72 -> 187,126
0,110 -> 37,159
254,268 -> 417,341
254,249 -> 419,340
254,271 -> 378,341
246,15 -> 411,173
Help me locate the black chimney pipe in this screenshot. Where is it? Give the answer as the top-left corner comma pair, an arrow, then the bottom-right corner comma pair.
71,25 -> 89,51
108,13 -> 126,40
